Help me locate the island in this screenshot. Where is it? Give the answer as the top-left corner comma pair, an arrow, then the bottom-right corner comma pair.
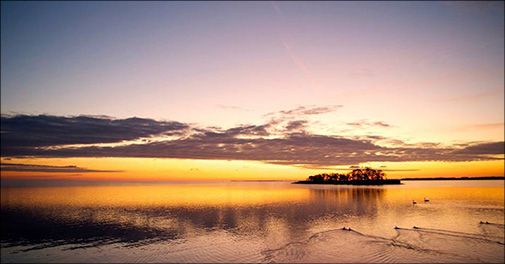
401,176 -> 504,181
293,168 -> 401,185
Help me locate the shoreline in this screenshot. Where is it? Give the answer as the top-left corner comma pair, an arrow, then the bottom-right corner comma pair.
401,176 -> 504,181
293,179 -> 402,185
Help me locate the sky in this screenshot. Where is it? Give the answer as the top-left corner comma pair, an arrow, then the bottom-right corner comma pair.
1,1 -> 504,182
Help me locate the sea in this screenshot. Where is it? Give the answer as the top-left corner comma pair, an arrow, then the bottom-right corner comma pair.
1,180 -> 504,263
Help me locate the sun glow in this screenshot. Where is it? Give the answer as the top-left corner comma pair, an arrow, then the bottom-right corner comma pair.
1,157 -> 503,183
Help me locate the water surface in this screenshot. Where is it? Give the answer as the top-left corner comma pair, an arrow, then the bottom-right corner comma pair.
1,180 -> 504,263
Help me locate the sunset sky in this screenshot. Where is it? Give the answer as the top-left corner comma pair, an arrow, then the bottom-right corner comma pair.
1,1 -> 504,182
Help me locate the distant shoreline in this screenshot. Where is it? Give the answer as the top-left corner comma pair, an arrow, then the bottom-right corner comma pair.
229,180 -> 292,182
230,176 -> 505,185
400,176 -> 504,181
231,177 -> 505,183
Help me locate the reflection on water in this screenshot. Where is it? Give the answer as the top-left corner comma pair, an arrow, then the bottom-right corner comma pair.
1,181 -> 504,263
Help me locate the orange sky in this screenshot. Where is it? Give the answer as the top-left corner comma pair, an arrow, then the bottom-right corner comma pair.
1,157 -> 503,182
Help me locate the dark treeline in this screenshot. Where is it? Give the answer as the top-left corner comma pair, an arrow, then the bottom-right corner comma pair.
401,176 -> 504,181
305,168 -> 386,183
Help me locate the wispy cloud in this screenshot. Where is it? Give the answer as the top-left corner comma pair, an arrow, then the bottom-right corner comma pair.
271,2 -> 315,83
265,105 -> 342,117
346,120 -> 392,128
281,40 -> 312,77
0,163 -> 121,173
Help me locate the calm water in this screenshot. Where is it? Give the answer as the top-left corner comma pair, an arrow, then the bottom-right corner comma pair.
1,180 -> 504,263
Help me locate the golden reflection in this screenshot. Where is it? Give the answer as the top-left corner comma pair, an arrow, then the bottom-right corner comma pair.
1,181 -> 503,260
0,184 -> 311,208
384,186 -> 504,205
2,182 -> 503,211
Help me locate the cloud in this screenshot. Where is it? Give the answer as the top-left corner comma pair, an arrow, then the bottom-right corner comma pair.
346,120 -> 392,128
281,105 -> 343,116
373,122 -> 391,128
1,114 -> 503,168
0,163 -> 121,173
1,114 -> 189,149
314,165 -> 419,172
223,124 -> 271,137
453,141 -> 504,155
5,132 -> 503,167
265,105 -> 342,118
281,40 -> 312,78
361,135 -> 388,141
284,120 -> 308,133
259,105 -> 343,135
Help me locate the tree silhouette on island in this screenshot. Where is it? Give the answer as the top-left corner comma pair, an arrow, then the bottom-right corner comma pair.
294,167 -> 401,185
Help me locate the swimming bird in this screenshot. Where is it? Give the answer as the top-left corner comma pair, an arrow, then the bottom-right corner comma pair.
412,200 -> 417,205
424,197 -> 429,202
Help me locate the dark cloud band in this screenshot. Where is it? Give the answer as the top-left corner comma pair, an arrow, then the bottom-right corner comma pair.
1,114 -> 503,167
0,163 -> 121,173
0,115 -> 188,148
